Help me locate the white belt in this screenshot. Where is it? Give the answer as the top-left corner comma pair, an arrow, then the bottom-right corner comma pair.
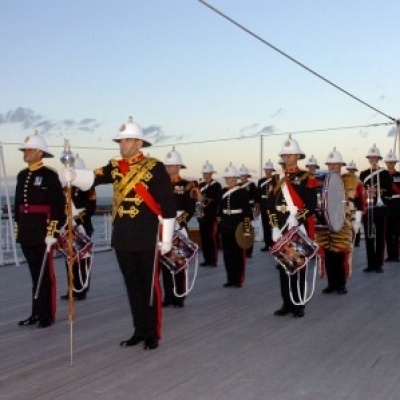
261,195 -> 268,199
222,209 -> 242,215
276,205 -> 296,213
392,195 -> 400,199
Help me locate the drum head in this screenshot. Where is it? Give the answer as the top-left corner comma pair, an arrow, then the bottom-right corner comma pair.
323,171 -> 345,233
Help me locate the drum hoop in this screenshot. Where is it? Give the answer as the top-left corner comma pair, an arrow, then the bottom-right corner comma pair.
322,171 -> 345,233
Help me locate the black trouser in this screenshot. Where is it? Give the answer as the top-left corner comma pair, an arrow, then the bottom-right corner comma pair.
363,207 -> 387,269
199,218 -> 218,265
385,203 -> 400,260
325,250 -> 346,290
260,208 -> 273,249
116,250 -> 162,339
278,265 -> 305,313
221,227 -> 246,285
21,244 -> 56,322
162,265 -> 186,306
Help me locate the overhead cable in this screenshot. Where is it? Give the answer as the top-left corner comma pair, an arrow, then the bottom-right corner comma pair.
198,0 -> 397,123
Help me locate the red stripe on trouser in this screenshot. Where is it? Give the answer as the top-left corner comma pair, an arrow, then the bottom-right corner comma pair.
154,260 -> 163,340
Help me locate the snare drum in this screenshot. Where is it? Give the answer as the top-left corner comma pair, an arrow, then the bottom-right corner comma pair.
315,171 -> 345,233
57,225 -> 93,262
161,230 -> 199,274
269,226 -> 319,275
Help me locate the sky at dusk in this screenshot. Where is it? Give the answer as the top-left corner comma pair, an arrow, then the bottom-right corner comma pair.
1,0 -> 399,196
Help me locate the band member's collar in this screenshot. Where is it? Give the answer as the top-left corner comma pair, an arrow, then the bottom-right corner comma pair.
28,161 -> 43,171
124,151 -> 144,165
285,166 -> 299,174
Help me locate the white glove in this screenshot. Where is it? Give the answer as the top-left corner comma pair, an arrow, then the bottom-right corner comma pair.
352,220 -> 361,234
272,227 -> 282,242
298,224 -> 307,235
287,214 -> 298,229
159,217 -> 175,255
45,236 -> 58,247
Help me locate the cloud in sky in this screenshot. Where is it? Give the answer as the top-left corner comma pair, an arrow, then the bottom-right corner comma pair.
387,126 -> 397,137
0,107 -> 101,136
238,123 -> 275,138
143,125 -> 183,144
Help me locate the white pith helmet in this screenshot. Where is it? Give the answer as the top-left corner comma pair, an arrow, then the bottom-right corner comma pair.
325,147 -> 346,166
201,160 -> 216,173
163,147 -> 186,168
346,160 -> 358,171
18,131 -> 54,158
263,159 -> 276,171
305,155 -> 320,168
222,162 -> 240,178
113,116 -> 151,147
74,154 -> 87,170
384,149 -> 399,163
365,143 -> 382,159
278,135 -> 305,159
238,164 -> 251,177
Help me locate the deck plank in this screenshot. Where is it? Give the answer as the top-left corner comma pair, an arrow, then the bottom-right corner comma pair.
1,243 -> 400,400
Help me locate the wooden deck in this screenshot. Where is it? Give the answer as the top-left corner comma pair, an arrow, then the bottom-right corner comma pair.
1,241 -> 400,400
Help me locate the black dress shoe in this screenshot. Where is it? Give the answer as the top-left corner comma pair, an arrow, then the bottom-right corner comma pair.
273,307 -> 292,316
210,263 -> 217,267
337,288 -> 348,294
200,262 -> 209,267
173,302 -> 185,308
223,282 -> 234,288
260,247 -> 269,252
120,334 -> 144,347
363,267 -> 375,273
162,301 -> 172,308
234,284 -> 242,288
18,315 -> 39,326
375,268 -> 384,273
385,257 -> 399,262
293,309 -> 305,318
37,319 -> 53,328
322,287 -> 335,294
144,336 -> 159,350
60,294 -> 69,300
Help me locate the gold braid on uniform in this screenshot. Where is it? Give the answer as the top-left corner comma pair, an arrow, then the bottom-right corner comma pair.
112,157 -> 157,221
47,220 -> 60,238
177,211 -> 189,225
269,213 -> 279,229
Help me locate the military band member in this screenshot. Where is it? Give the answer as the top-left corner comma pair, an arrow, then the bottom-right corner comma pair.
360,144 -> 392,273
384,150 -> 400,262
256,160 -> 278,252
317,148 -> 364,295
346,161 -> 362,246
218,163 -> 252,288
269,136 -> 317,318
238,164 -> 257,258
62,117 -> 176,350
305,155 -> 320,176
15,132 -> 65,328
197,160 -> 221,267
162,148 -> 196,308
60,155 -> 96,301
